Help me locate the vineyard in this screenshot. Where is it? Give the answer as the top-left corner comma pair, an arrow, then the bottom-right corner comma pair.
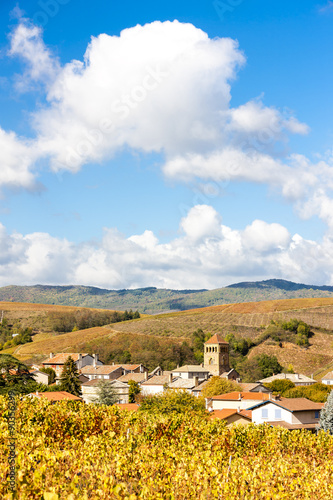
1,397 -> 333,499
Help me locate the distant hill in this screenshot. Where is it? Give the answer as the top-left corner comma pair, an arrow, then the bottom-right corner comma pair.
1,279 -> 333,313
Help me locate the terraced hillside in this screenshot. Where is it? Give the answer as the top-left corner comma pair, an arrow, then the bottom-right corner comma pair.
111,298 -> 333,338
6,297 -> 333,377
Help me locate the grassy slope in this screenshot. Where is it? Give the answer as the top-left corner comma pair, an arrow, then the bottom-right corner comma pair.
5,297 -> 333,378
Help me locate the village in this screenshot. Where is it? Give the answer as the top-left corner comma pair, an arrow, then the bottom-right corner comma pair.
28,333 -> 329,431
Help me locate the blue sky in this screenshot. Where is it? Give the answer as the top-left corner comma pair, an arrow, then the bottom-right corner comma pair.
0,0 -> 332,289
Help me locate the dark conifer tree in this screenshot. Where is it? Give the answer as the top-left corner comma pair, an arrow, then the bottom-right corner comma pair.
59,356 -> 82,397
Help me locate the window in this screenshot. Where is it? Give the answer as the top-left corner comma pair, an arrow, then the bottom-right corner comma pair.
261,408 -> 268,419
275,409 -> 281,419
315,410 -> 320,419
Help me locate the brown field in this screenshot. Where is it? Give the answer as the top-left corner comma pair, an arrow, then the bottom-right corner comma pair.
0,301 -> 122,332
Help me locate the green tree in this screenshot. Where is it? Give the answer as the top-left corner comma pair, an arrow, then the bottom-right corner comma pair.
264,379 -> 295,394
128,380 -> 141,403
201,376 -> 241,399
257,354 -> 283,378
0,354 -> 36,395
59,356 -> 82,397
40,367 -> 56,384
94,380 -> 118,406
139,389 -> 206,415
317,389 -> 333,434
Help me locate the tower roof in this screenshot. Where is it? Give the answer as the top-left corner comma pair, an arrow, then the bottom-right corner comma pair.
205,334 -> 228,345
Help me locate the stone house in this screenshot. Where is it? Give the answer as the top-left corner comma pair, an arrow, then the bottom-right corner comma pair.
81,379 -> 129,404
42,353 -> 103,378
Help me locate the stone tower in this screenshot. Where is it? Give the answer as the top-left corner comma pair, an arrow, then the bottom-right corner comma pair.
204,334 -> 230,376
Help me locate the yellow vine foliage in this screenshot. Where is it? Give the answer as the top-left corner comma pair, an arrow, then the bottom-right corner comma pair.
1,396 -> 333,499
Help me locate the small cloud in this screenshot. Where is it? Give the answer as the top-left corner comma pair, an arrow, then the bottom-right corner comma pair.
319,1 -> 333,13
9,5 -> 26,20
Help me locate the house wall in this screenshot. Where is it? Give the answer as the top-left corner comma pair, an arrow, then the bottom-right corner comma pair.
212,399 -> 265,411
252,404 -> 292,424
172,371 -> 208,380
81,384 -> 129,404
226,414 -> 251,426
322,379 -> 333,385
31,371 -> 49,385
141,385 -> 165,396
291,410 -> 320,425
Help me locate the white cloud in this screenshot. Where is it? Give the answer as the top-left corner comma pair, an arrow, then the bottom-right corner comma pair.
8,22 -> 60,91
180,205 -> 222,241
0,205 -> 333,289
242,220 -> 291,253
0,128 -> 37,191
2,18 -> 333,242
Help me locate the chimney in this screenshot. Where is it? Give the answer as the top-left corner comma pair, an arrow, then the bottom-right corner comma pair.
269,392 -> 271,400
236,378 -> 241,383
36,391 -> 39,396
168,373 -> 173,384
93,354 -> 98,367
113,362 -> 115,365
144,371 -> 148,381
237,406 -> 240,413
194,376 -> 199,387
78,353 -> 82,369
296,373 -> 299,379
49,353 -> 54,359
238,393 -> 242,401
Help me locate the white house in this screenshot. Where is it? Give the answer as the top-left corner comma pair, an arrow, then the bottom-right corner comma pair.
171,365 -> 210,381
259,373 -> 316,387
248,397 -> 324,430
80,364 -> 123,381
168,377 -> 200,393
42,353 -> 103,377
29,369 -> 49,385
141,373 -> 173,396
322,372 -> 333,385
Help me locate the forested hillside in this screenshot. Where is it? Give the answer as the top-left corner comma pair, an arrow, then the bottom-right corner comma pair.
1,279 -> 333,313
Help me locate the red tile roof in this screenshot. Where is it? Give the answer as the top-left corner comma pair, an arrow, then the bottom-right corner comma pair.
211,392 -> 271,401
210,409 -> 252,421
118,373 -> 148,383
114,403 -> 139,411
121,364 -> 143,371
141,375 -> 172,386
29,391 -> 83,401
265,398 -> 324,412
205,334 -> 228,345
81,365 -> 122,375
42,353 -> 89,364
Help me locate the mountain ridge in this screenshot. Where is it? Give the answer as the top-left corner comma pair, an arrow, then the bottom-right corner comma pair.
1,279 -> 333,313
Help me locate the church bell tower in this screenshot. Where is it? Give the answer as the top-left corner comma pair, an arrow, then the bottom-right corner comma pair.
204,334 -> 230,376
